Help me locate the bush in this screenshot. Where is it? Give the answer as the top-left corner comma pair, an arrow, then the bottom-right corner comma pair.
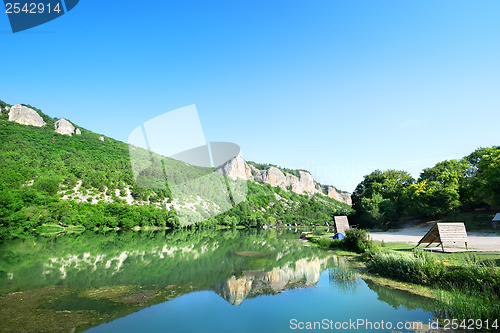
315,237 -> 344,249
344,228 -> 372,253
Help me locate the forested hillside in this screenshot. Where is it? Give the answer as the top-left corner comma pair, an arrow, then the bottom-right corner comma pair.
352,146 -> 500,229
0,100 -> 351,239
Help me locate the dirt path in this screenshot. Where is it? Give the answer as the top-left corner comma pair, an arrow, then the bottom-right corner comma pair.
369,227 -> 500,252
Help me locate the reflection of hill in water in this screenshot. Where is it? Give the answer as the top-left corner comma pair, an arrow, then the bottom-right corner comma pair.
363,278 -> 436,312
0,229 -> 328,297
214,257 -> 329,305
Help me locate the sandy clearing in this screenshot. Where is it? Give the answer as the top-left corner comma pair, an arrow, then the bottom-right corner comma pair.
369,227 -> 500,252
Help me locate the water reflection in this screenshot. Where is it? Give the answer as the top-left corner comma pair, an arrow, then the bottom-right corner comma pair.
0,229 -> 439,333
328,256 -> 360,294
363,278 -> 436,312
214,257 -> 330,305
0,229 -> 329,297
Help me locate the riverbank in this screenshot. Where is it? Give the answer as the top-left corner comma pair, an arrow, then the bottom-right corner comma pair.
310,229 -> 500,322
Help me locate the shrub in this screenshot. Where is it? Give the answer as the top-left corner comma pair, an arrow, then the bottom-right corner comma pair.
344,228 -> 372,253
315,237 -> 344,249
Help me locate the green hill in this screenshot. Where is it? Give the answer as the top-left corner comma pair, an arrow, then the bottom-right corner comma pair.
0,100 -> 351,239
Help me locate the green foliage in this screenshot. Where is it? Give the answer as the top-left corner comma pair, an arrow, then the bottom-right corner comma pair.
352,146 -> 500,227
315,237 -> 344,249
403,180 -> 461,218
343,228 -> 372,253
352,169 -> 414,228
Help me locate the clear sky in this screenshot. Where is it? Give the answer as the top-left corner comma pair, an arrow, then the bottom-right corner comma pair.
1,0 -> 499,192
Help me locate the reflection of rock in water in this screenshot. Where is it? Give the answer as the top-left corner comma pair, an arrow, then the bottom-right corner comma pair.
214,276 -> 254,306
363,278 -> 436,312
214,258 -> 328,306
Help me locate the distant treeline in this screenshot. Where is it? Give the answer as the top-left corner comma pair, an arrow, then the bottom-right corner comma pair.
352,146 -> 500,228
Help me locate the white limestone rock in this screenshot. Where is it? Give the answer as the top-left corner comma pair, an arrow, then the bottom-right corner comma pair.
263,167 -> 287,189
291,171 -> 316,194
8,104 -> 46,127
249,165 -> 265,181
99,136 -> 104,142
54,118 -> 75,136
75,128 -> 81,135
327,186 -> 352,205
216,156 -> 253,180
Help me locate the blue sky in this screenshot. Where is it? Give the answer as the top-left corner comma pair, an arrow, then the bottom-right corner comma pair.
1,0 -> 499,191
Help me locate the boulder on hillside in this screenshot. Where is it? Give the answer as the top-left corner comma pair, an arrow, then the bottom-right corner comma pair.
54,118 -> 75,136
8,104 -> 46,127
99,136 -> 104,142
75,128 -> 81,135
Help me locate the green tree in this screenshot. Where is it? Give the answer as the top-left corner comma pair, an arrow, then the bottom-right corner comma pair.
352,170 -> 414,228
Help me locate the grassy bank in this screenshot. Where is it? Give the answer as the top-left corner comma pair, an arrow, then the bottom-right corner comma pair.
311,229 -> 500,321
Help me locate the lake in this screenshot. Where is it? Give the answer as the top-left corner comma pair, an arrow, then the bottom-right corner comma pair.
0,229 -> 440,332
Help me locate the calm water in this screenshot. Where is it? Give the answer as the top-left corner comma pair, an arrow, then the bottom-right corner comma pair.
0,229 -> 438,332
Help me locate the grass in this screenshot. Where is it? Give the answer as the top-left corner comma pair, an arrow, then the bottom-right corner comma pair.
441,210 -> 499,231
313,228 -> 500,321
372,240 -> 415,251
366,249 -> 499,320
435,287 -> 500,321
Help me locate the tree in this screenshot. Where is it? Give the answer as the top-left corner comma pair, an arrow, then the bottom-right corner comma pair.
473,149 -> 500,206
403,180 -> 460,218
352,170 -> 414,228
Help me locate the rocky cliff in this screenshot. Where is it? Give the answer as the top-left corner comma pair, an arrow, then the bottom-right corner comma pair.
217,157 -> 352,205
8,104 -> 46,127
215,155 -> 252,180
327,186 -> 353,205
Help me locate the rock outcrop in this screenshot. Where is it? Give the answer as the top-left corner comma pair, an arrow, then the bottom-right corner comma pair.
293,171 -> 315,194
99,136 -> 104,142
327,186 -> 352,205
8,104 -> 46,127
215,156 -> 252,180
262,167 -> 287,188
54,118 -> 75,136
217,157 -> 350,203
75,128 -> 81,135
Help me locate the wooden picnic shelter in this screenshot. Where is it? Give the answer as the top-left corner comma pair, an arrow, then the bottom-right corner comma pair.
415,222 -> 468,252
333,216 -> 350,235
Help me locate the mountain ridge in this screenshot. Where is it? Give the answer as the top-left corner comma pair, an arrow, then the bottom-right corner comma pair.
0,99 -> 353,237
